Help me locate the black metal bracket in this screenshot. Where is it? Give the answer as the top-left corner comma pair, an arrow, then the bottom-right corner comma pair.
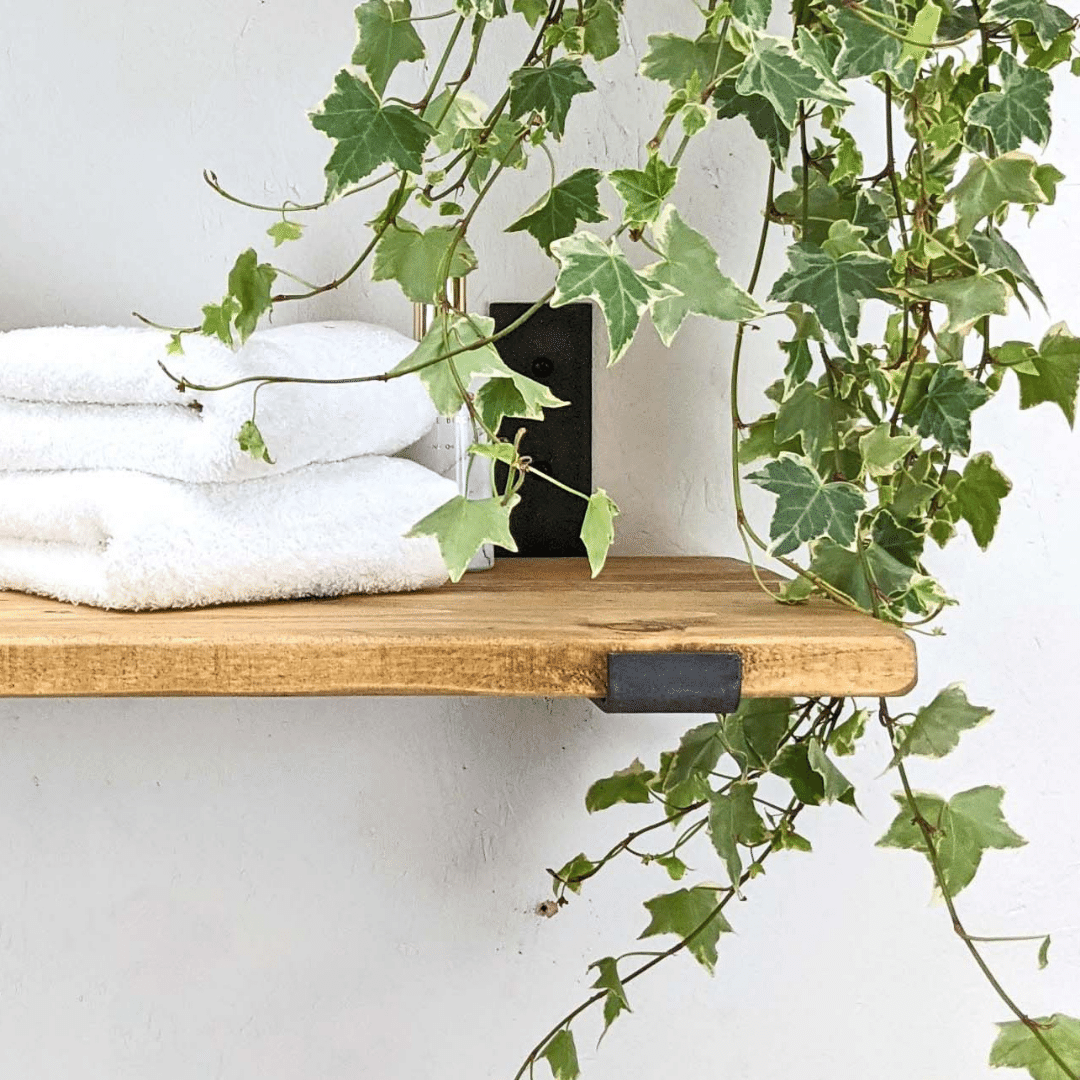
592,652 -> 743,714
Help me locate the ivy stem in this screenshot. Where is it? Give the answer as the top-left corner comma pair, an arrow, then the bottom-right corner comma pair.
878,704 -> 1079,1080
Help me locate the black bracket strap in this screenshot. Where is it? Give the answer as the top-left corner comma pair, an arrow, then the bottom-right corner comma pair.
592,652 -> 743,714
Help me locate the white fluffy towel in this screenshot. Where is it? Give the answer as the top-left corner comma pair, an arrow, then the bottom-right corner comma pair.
0,321 -> 439,482
0,458 -> 456,610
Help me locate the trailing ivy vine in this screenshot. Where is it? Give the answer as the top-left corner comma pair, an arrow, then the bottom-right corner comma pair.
144,0 -> 1080,1075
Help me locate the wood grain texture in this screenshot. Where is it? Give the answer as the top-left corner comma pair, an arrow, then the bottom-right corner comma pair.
0,557 -> 917,699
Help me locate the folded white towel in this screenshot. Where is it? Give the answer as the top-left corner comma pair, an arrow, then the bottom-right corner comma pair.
0,458 -> 455,610
0,321 -> 438,482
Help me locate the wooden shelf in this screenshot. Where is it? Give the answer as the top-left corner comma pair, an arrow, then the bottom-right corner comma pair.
0,557 -> 916,699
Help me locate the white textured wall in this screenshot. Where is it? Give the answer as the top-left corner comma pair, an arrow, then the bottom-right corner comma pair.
1,4 -> 1077,1078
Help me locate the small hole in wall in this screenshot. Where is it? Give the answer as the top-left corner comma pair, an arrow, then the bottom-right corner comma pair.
536,900 -> 559,919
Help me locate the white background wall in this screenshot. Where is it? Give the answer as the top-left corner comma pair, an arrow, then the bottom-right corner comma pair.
1,3 -> 1077,1078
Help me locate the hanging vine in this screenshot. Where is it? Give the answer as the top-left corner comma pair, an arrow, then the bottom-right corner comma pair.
144,0 -> 1080,1075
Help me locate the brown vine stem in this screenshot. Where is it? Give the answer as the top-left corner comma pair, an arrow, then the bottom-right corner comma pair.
878,703 -> 1078,1080
512,798 -> 807,1080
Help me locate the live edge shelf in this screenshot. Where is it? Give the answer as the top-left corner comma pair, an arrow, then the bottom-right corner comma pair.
0,557 -> 916,705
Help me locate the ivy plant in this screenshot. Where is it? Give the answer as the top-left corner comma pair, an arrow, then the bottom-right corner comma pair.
143,0 -> 1080,1076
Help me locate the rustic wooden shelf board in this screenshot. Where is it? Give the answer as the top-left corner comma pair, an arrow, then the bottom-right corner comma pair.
0,557 -> 916,699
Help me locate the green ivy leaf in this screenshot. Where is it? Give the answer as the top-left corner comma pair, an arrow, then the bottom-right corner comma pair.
809,538 -> 923,612
639,887 -> 733,973
735,35 -> 850,130
586,758 -> 654,812
423,88 -> 488,155
904,272 -> 1012,334
967,231 -> 1045,310
713,82 -> 791,166
267,220 -> 304,247
904,365 -> 990,454
768,227 -> 892,357
372,220 -> 477,304
664,721 -> 724,794
747,454 -> 867,557
654,854 -> 689,880
1016,322 -> 1080,427
583,0 -> 621,60
406,494 -> 520,582
310,70 -> 433,197
541,1029 -> 580,1080
513,0 -> 548,26
352,0 -> 425,96
891,683 -> 993,765
949,152 -> 1047,239
990,1014 -> 1080,1079
508,59 -> 595,140
166,333 -> 185,356
590,957 -> 631,1039
967,53 -> 1052,153
953,452 -> 1012,549
201,297 -> 239,347
640,33 -> 728,89
807,737 -> 857,806
475,375 -> 569,433
1038,935 -> 1052,969
609,155 -> 679,225
226,249 -> 277,344
709,781 -> 769,887
554,853 -> 596,895
393,314 -> 519,417
549,231 -> 672,365
454,0 -> 509,18
877,785 -> 1025,896
581,489 -> 619,577
237,419 -> 274,464
732,0 -> 773,30
643,206 -> 762,347
984,0 -> 1073,48
506,168 -> 607,251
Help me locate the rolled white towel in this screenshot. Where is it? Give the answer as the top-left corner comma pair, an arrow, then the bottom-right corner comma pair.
0,321 -> 439,481
0,457 -> 455,610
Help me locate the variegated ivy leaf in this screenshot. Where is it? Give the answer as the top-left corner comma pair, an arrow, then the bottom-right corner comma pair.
967,230 -> 1045,310
899,0 -> 943,68
735,35 -> 850,130
890,683 -> 993,765
953,452 -> 1012,549
1016,321 -> 1080,426
422,89 -> 488,156
904,365 -> 990,454
454,0 -> 508,19
475,375 -> 568,434
859,424 -> 922,478
581,489 -> 619,577
768,223 -> 891,358
877,785 -> 1025,897
984,0 -> 1074,48
310,70 -> 433,197
967,52 -> 1052,153
582,0 -> 621,61
708,781 -> 768,888
372,220 -> 477,304
731,0 -> 772,30
833,0 -> 903,79
266,220 -> 303,247
394,314 -> 559,421
407,494 -> 520,583
549,232 -> 675,365
585,758 -> 654,812
948,152 -> 1047,238
643,205 -> 762,347
351,0 -> 425,96
227,249 -> 277,344
508,58 -> 595,140
747,454 -> 867,557
903,272 -> 1012,335
237,419 -> 273,464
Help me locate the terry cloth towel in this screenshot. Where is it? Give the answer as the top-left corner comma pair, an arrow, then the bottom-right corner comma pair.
0,321 -> 439,482
0,457 -> 455,610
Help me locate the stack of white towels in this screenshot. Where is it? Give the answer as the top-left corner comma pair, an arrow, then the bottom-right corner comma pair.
0,321 -> 458,609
